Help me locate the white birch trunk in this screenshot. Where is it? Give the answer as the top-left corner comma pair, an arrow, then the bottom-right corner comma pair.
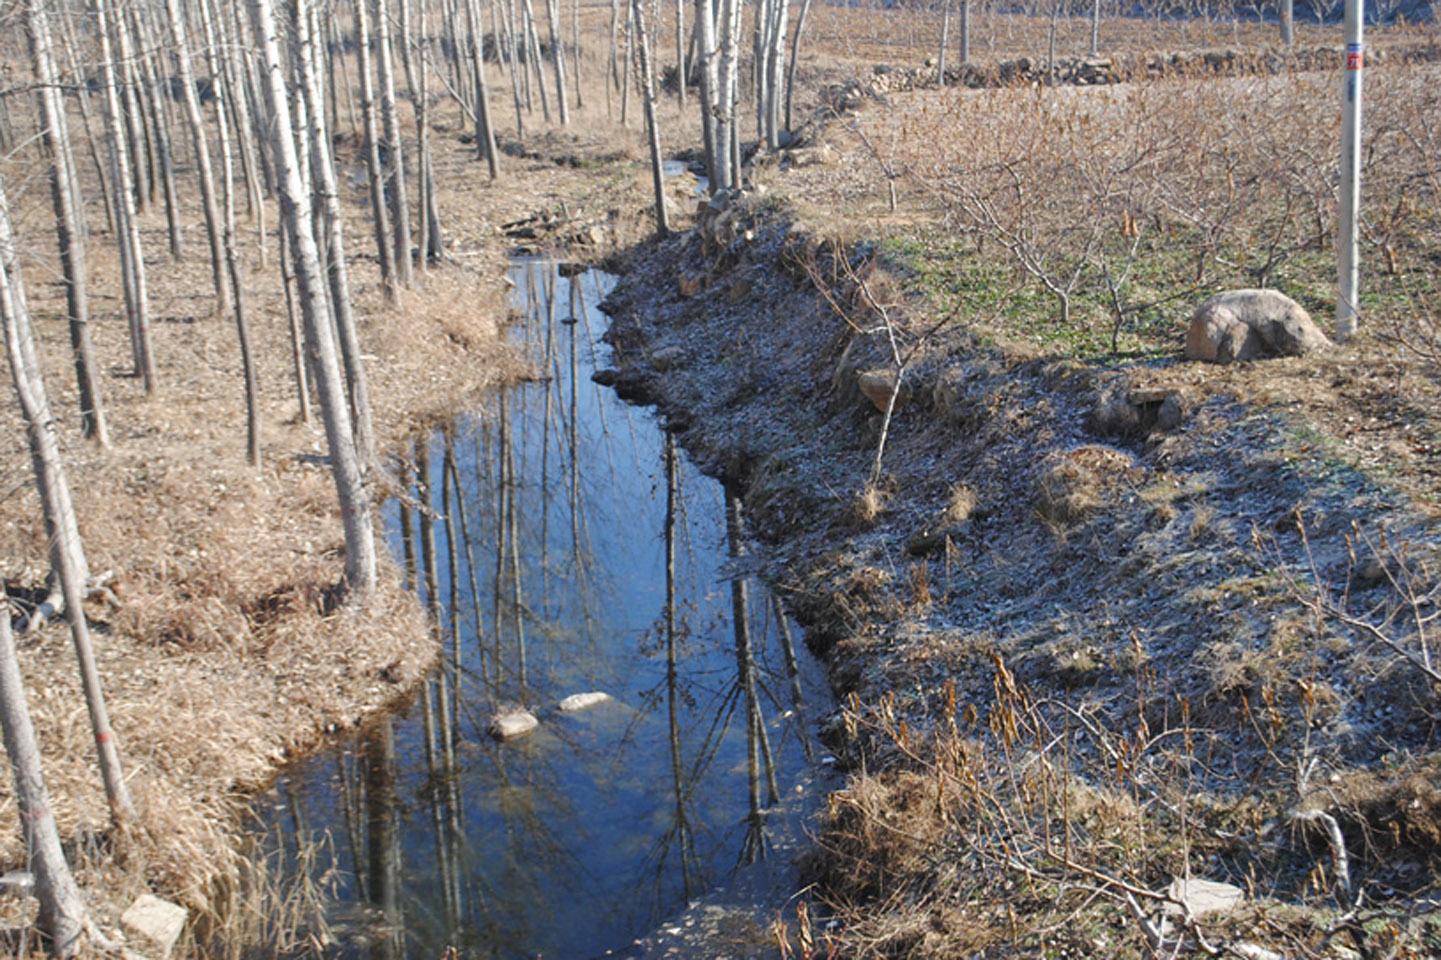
355,0 -> 398,297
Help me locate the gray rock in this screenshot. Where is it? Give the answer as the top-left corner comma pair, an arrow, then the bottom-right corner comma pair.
121,894 -> 188,958
1186,289 -> 1331,363
487,710 -> 539,739
1156,391 -> 1191,431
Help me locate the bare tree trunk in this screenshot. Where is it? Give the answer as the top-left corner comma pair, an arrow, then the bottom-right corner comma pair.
939,0 -> 951,84
608,0 -> 621,116
960,0 -> 970,64
213,0 -> 267,265
0,591 -> 87,958
27,0 -> 109,448
504,0 -> 526,137
545,0 -> 571,123
0,177 -> 135,828
164,0 -> 230,318
676,0 -> 687,109
522,0 -> 552,122
277,218 -> 311,422
464,0 -> 501,177
1090,0 -> 1100,56
199,0 -> 261,464
375,0 -> 414,287
720,0 -> 742,188
355,0 -> 398,298
632,0 -> 669,236
572,0 -> 583,110
619,0 -> 633,126
1281,0 -> 1294,47
57,8 -> 116,236
96,0 -> 156,394
696,0 -> 721,188
132,12 -> 183,261
764,0 -> 786,147
299,0 -> 376,462
115,24 -> 151,214
250,0 -> 379,601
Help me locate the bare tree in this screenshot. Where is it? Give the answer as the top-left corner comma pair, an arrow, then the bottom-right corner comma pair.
0,175 -> 135,827
356,0 -> 398,296
96,0 -> 156,393
250,0 -> 380,600
25,0 -> 108,448
545,0 -> 571,123
163,0 -> 230,318
784,0 -> 812,130
632,0 -> 670,236
464,0 -> 501,177
0,591 -> 87,958
296,0 -> 376,462
375,0 -> 414,288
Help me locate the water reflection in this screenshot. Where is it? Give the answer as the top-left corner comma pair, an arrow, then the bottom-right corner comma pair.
256,261 -> 824,959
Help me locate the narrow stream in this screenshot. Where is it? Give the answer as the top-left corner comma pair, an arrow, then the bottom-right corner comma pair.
253,261 -> 827,959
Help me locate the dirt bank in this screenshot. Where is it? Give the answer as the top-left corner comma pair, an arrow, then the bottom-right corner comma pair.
599,67 -> 1441,957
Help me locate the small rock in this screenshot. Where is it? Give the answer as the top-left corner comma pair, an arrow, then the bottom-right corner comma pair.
1355,556 -> 1387,586
677,272 -> 703,297
558,691 -> 611,712
725,276 -> 753,304
121,894 -> 188,959
857,369 -> 911,412
488,710 -> 539,739
1156,391 -> 1191,431
1166,876 -> 1244,919
650,346 -> 685,372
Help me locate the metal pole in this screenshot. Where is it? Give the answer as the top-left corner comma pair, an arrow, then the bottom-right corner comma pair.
1336,0 -> 1364,339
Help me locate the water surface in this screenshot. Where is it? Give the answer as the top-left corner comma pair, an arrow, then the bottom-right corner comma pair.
258,261 -> 823,959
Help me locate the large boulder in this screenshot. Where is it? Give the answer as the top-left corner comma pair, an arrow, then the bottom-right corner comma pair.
1185,289 -> 1331,363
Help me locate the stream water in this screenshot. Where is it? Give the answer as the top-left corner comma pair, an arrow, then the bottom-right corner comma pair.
253,261 -> 827,959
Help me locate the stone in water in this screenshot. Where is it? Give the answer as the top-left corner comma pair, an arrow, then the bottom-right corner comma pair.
488,710 -> 539,739
558,691 -> 611,712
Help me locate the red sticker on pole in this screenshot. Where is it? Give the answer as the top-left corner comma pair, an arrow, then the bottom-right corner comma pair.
1346,43 -> 1364,70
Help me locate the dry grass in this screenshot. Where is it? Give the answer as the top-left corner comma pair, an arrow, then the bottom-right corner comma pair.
0,37 -> 656,950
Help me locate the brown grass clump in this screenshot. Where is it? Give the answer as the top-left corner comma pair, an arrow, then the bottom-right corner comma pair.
847,479 -> 893,528
942,482 -> 977,525
1034,445 -> 1135,524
